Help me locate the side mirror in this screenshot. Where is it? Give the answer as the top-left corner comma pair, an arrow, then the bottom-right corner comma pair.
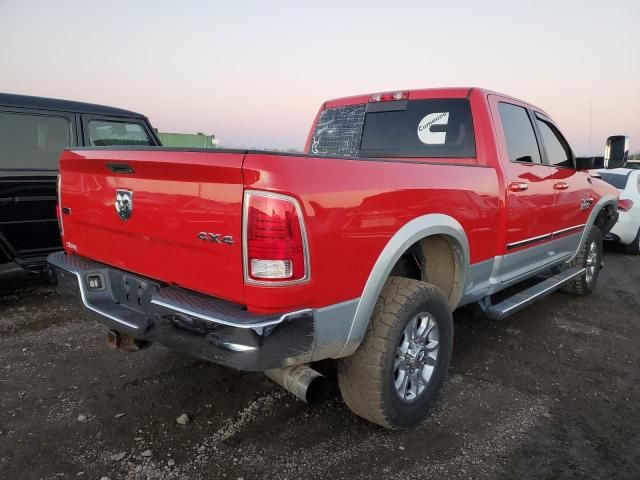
604,135 -> 629,169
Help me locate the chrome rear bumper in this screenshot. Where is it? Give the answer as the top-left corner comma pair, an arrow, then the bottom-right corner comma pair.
47,251 -> 315,370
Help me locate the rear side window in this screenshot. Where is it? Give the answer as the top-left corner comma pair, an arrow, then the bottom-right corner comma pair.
598,172 -> 629,189
0,111 -> 72,170
498,102 -> 541,164
88,120 -> 152,146
535,115 -> 573,168
310,99 -> 475,158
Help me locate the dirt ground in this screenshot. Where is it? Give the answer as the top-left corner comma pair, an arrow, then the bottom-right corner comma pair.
0,247 -> 639,480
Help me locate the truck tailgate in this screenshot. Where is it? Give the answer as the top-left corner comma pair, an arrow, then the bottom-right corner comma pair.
58,149 -> 246,304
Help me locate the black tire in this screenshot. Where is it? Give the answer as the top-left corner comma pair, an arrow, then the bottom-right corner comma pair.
337,277 -> 453,429
624,227 -> 640,255
561,226 -> 603,296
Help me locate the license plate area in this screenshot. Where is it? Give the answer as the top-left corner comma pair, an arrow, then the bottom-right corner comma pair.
107,271 -> 160,313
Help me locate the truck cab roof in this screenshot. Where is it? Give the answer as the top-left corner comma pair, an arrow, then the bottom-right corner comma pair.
323,87 -> 548,115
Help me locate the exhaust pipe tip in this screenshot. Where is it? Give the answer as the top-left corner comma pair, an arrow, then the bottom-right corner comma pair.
303,374 -> 331,407
107,329 -> 150,352
265,365 -> 331,407
106,329 -> 120,349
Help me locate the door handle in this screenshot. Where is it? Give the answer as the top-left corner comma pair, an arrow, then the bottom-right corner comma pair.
106,163 -> 135,174
553,182 -> 569,190
508,182 -> 529,192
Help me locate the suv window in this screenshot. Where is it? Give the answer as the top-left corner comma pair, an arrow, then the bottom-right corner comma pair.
625,161 -> 640,170
535,115 -> 573,168
310,99 -> 476,158
498,102 -> 541,164
0,111 -> 72,170
88,120 -> 152,146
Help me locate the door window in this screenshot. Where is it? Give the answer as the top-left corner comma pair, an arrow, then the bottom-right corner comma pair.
535,116 -> 573,168
87,120 -> 152,146
0,111 -> 72,170
498,102 -> 541,164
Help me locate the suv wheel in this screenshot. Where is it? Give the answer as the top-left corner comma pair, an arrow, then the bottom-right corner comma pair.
624,227 -> 640,255
337,277 -> 453,429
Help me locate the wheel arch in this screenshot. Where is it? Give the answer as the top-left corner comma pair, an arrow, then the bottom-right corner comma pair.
335,214 -> 469,358
571,194 -> 617,261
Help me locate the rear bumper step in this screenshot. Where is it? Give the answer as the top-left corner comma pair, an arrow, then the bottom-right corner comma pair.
47,251 -> 315,370
483,267 -> 586,321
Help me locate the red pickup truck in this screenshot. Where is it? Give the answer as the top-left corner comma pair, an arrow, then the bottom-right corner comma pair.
49,87 -> 624,429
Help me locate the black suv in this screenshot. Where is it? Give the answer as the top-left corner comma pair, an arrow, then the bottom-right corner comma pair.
0,93 -> 160,273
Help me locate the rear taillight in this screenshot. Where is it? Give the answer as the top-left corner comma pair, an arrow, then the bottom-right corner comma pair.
618,199 -> 634,212
243,191 -> 309,284
368,91 -> 409,102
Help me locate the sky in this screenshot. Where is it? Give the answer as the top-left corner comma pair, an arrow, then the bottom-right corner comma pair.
1,0 -> 639,155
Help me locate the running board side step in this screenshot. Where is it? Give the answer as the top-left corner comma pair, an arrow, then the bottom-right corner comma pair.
483,267 -> 586,321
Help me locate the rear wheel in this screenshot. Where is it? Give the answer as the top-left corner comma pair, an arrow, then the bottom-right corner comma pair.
561,226 -> 603,296
624,227 -> 640,255
337,277 -> 453,429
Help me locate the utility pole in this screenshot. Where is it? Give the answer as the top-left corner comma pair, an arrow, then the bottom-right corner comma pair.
588,98 -> 592,155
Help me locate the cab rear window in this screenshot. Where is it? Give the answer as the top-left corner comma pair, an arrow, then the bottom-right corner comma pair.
310,104 -> 366,157
310,99 -> 475,158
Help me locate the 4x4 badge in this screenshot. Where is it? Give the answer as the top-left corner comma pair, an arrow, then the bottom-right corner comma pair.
580,197 -> 594,210
115,190 -> 133,221
197,232 -> 234,245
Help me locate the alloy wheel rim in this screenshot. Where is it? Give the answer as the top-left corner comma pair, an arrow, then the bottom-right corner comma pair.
394,312 -> 440,402
585,240 -> 598,284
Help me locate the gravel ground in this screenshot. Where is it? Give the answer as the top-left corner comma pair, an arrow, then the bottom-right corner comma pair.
0,247 -> 638,479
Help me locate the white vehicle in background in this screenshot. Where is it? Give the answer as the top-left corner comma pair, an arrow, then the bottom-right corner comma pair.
597,168 -> 640,254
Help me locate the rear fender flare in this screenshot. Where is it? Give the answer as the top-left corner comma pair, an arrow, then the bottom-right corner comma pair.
570,194 -> 617,261
335,214 -> 469,358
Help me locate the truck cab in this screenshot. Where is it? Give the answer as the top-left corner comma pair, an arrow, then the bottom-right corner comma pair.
0,93 -> 160,273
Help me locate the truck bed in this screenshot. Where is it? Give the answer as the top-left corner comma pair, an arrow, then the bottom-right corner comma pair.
58,146 -> 501,312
